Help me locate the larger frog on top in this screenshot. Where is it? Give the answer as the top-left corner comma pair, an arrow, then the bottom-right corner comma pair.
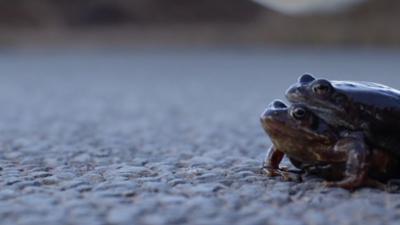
286,74 -> 400,157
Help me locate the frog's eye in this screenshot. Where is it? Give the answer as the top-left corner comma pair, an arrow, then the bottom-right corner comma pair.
291,107 -> 307,120
312,80 -> 332,96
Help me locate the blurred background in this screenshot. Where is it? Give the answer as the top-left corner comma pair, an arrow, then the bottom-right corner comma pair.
1,0 -> 399,47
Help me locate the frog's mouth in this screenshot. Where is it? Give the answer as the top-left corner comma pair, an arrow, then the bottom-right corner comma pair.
260,107 -> 294,138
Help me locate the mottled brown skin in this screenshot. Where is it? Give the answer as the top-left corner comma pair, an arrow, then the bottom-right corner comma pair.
286,74 -> 400,157
260,100 -> 400,190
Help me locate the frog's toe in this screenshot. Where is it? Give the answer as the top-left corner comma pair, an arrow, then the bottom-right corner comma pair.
323,179 -> 362,190
261,167 -> 280,177
279,166 -> 289,172
261,167 -> 302,182
280,170 -> 302,182
323,181 -> 341,189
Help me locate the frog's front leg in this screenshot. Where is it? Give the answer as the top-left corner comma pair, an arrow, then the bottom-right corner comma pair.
325,133 -> 369,190
262,145 -> 300,181
262,145 -> 284,176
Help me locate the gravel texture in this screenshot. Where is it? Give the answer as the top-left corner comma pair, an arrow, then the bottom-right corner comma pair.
1,48 -> 400,225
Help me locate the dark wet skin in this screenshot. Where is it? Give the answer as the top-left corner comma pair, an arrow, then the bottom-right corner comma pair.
286,74 -> 400,157
260,100 -> 400,190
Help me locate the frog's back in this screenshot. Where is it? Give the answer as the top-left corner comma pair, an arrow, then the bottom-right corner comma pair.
332,81 -> 400,111
333,81 -> 400,155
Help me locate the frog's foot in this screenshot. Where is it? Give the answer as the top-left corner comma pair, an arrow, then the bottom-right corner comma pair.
323,175 -> 365,190
324,176 -> 388,191
261,166 -> 289,176
262,167 -> 302,182
261,166 -> 280,177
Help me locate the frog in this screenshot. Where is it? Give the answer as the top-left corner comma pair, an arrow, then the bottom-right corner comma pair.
260,100 -> 400,190
286,74 -> 400,157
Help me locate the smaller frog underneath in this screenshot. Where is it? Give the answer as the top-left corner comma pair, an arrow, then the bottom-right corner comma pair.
260,100 -> 400,190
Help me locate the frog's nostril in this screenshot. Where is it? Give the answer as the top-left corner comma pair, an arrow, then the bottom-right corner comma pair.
286,85 -> 298,97
299,74 -> 316,84
261,108 -> 275,120
260,111 -> 270,122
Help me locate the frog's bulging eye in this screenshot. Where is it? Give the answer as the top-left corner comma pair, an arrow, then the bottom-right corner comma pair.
291,107 -> 307,120
312,80 -> 332,96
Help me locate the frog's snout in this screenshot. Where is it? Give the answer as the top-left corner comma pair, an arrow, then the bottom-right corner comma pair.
286,74 -> 315,101
286,84 -> 304,102
260,109 -> 277,123
261,100 -> 287,122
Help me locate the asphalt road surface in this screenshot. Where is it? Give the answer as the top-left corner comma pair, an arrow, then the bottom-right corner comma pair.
1,47 -> 400,225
